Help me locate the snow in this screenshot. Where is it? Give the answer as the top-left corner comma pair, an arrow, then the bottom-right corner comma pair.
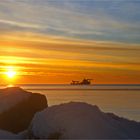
0,87 -> 30,113
0,129 -> 18,139
17,130 -> 28,139
0,129 -> 27,139
0,87 -> 139,139
29,102 -> 140,139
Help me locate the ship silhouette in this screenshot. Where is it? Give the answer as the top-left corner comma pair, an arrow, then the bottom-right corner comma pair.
71,78 -> 92,85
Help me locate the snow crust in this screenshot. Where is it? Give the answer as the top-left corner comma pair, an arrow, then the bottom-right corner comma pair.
0,129 -> 18,139
29,102 -> 140,139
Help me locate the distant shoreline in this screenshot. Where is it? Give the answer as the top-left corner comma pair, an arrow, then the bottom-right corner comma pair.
0,84 -> 140,86
1,84 -> 140,91
25,88 -> 140,91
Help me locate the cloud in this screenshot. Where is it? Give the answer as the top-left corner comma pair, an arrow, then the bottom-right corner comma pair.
0,31 -> 140,76
0,19 -> 42,29
0,0 -> 140,83
0,0 -> 140,43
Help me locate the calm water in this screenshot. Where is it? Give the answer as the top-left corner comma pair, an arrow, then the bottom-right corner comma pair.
1,84 -> 140,121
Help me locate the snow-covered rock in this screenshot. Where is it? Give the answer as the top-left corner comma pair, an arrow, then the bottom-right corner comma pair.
0,129 -> 18,139
28,102 -> 140,139
0,87 -> 48,133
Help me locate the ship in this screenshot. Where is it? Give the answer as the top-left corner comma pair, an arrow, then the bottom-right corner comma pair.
71,78 -> 92,85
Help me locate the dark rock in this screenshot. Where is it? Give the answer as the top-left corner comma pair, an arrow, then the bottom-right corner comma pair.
0,87 -> 48,133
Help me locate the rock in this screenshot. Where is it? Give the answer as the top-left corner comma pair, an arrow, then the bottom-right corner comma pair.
0,87 -> 48,133
28,102 -> 140,139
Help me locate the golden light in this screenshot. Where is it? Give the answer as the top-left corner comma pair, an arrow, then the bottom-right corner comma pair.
5,66 -> 17,79
6,71 -> 16,78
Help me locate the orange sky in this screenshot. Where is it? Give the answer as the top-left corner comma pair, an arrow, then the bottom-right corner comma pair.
0,33 -> 140,84
0,1 -> 140,84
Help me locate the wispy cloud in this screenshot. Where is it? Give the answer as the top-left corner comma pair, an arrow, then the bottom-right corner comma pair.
0,32 -> 140,74
0,19 -> 42,29
0,0 -> 140,43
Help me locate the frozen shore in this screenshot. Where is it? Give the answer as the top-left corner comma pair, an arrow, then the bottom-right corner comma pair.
0,87 -> 140,139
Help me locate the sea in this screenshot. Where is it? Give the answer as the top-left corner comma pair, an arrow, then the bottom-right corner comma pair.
1,84 -> 140,122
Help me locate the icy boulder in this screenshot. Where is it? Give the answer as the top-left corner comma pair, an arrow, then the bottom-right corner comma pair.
0,87 -> 48,133
0,129 -> 18,139
28,102 -> 140,139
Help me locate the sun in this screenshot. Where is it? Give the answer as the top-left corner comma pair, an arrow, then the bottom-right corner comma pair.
6,70 -> 16,78
5,66 -> 17,79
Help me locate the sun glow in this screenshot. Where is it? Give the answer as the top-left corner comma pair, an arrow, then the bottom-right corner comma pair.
5,67 -> 17,79
6,71 -> 16,78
